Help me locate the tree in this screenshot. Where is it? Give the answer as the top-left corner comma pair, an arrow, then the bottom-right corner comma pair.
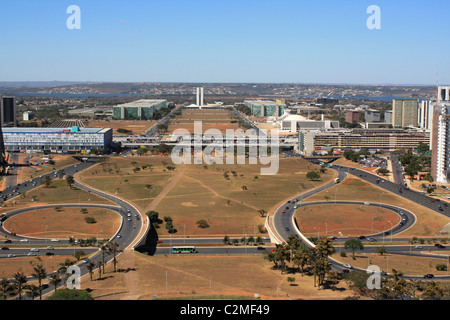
87,261 -> 96,281
196,219 -> 210,229
47,289 -> 94,300
40,175 -> 52,188
287,277 -> 296,286
13,271 -> 28,300
107,241 -> 122,273
306,171 -> 321,181
66,175 -> 75,189
49,274 -> 62,293
223,236 -> 230,245
257,209 -> 267,218
25,284 -> 40,300
31,264 -> 47,300
376,246 -> 387,256
344,239 -> 364,259
0,277 -> 11,300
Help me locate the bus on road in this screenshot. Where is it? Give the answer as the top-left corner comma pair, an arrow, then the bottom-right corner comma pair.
171,246 -> 197,254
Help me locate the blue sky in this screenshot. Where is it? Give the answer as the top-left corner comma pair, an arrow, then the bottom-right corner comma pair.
0,0 -> 449,85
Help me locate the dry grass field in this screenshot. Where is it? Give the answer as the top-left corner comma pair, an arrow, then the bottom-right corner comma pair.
295,203 -> 400,238
77,156 -> 335,237
166,109 -> 241,133
304,175 -> 450,237
0,256 -> 79,280
3,206 -> 121,239
0,179 -> 115,216
79,251 -> 352,300
334,253 -> 450,276
86,120 -> 156,135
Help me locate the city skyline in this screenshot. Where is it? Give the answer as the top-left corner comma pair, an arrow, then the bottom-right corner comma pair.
0,0 -> 449,85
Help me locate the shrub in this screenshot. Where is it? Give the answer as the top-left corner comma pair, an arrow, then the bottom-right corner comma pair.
85,217 -> 96,224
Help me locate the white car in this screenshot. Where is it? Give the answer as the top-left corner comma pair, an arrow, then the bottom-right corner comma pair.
30,248 -> 39,252
27,252 -> 37,256
343,264 -> 353,269
47,246 -> 54,250
415,245 -> 423,249
50,239 -> 60,242
20,238 -> 29,242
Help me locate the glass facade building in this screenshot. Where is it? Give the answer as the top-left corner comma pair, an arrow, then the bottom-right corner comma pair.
113,99 -> 167,120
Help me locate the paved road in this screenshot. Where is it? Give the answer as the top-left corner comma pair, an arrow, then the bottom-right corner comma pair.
272,159 -> 450,281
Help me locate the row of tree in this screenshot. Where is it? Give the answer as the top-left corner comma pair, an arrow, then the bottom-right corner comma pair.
0,240 -> 122,300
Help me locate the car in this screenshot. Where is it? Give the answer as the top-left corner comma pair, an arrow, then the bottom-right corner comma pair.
46,252 -> 54,256
127,218 -> 132,221
358,236 -> 366,240
281,210 -> 285,214
127,213 -> 132,217
341,269 -> 350,274
330,236 -> 338,240
4,240 -> 12,244
367,238 -> 377,242
435,244 -> 446,249
343,264 -> 353,269
83,258 -> 90,263
257,246 -> 265,250
117,235 -> 122,238
285,227 -> 290,232
47,246 -> 54,250
156,240 -> 163,244
424,274 -> 434,279
30,248 -> 39,252
27,252 -> 37,256
414,245 -> 423,249
7,254 -> 16,258
50,238 -> 60,242
20,238 -> 29,242
1,247 -> 9,250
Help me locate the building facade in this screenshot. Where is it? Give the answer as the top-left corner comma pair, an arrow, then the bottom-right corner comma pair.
431,86 -> 450,183
2,127 -> 113,153
113,99 -> 167,120
392,99 -> 419,128
1,96 -> 17,127
244,100 -> 286,117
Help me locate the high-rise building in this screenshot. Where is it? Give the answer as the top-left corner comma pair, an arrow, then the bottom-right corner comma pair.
1,96 -> 17,127
392,99 -> 419,128
431,86 -> 450,183
438,85 -> 450,102
418,100 -> 433,130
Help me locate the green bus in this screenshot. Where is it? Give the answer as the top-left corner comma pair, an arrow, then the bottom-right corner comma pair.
171,246 -> 197,254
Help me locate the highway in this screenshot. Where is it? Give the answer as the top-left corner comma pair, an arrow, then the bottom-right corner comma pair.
271,159 -> 450,281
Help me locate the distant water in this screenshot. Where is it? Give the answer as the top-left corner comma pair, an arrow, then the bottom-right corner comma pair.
297,95 -> 428,102
12,93 -> 155,98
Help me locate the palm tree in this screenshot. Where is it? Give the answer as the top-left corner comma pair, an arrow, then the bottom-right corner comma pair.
13,271 -> 28,300
96,261 -> 103,280
49,274 -> 62,293
25,284 -> 40,300
31,264 -> 47,300
107,241 -> 122,273
87,261 -> 96,281
0,277 -> 11,300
